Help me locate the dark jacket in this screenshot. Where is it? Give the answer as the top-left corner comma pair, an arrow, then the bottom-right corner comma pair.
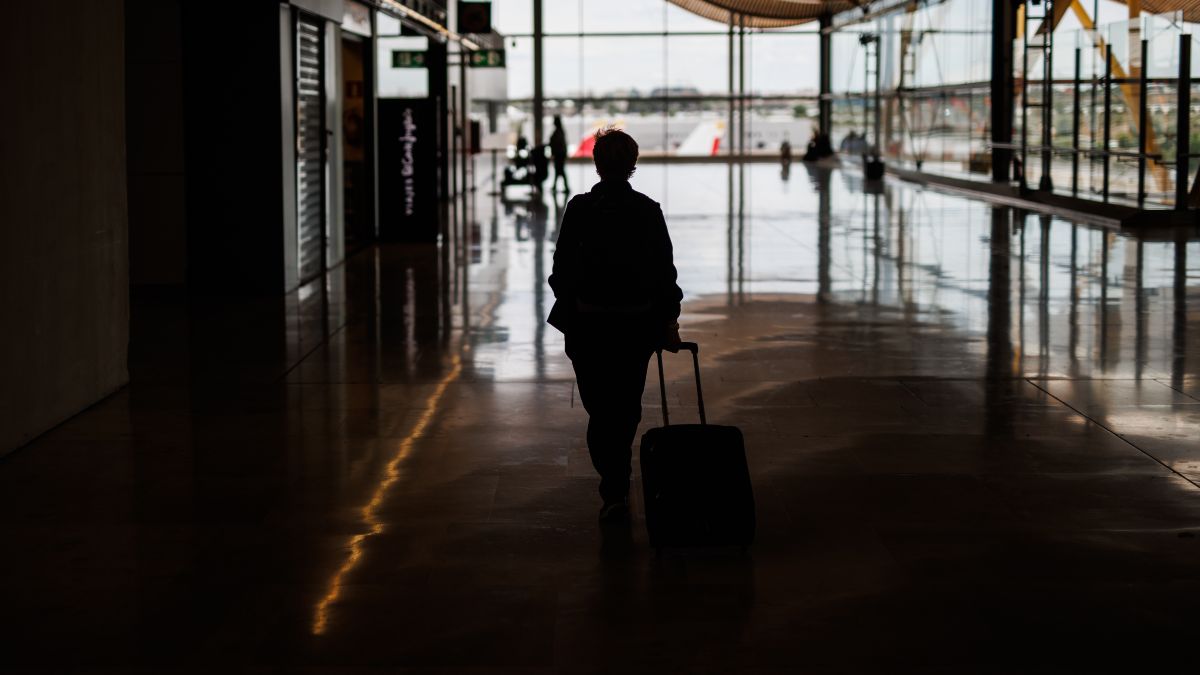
549,126 -> 568,161
547,180 -> 683,337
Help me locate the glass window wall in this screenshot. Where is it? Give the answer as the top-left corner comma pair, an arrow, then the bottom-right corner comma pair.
473,0 -> 817,158
1016,6 -> 1200,208
485,0 -> 1200,209
829,0 -> 993,178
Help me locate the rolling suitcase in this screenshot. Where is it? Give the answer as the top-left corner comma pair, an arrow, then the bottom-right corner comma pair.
640,342 -> 755,550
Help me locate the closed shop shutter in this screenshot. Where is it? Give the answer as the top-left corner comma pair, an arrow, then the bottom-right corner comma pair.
296,14 -> 325,284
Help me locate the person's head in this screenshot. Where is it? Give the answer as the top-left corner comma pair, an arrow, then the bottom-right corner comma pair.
592,127 -> 638,182
554,114 -> 564,128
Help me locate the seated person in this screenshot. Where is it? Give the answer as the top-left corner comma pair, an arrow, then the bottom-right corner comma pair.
803,129 -> 834,162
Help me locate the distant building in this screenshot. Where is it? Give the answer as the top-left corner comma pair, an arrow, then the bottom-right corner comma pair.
627,86 -> 704,113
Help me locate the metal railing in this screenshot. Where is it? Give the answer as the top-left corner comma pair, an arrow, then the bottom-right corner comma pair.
1010,31 -> 1195,210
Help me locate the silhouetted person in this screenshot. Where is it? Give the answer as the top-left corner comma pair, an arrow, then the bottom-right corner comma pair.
780,139 -> 792,166
503,135 -> 532,189
840,130 -> 865,155
547,128 -> 683,522
550,115 -> 571,194
513,135 -> 531,169
803,129 -> 834,162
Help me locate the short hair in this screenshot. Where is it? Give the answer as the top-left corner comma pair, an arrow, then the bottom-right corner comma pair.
592,127 -> 638,181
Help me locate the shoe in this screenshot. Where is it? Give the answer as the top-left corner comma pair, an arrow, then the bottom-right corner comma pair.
598,496 -> 630,522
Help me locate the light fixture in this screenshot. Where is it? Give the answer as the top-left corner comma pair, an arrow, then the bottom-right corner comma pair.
379,0 -> 479,50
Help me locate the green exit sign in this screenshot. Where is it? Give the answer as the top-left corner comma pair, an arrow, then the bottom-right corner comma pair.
392,50 -> 427,68
469,49 -> 505,68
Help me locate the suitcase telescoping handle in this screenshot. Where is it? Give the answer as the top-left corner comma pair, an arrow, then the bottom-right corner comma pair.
655,341 -> 706,427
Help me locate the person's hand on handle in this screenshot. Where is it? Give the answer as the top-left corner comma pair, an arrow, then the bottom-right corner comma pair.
662,322 -> 682,353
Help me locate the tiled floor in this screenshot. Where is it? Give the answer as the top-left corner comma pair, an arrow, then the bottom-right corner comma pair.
2,164 -> 1199,672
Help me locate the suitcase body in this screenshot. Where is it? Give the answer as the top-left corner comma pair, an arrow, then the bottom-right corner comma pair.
639,343 -> 755,549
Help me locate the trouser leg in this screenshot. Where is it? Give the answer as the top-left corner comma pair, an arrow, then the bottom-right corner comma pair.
571,346 -> 651,502
554,160 -> 569,192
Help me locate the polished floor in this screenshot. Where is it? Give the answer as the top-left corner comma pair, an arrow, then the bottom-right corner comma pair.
2,163 -> 1200,673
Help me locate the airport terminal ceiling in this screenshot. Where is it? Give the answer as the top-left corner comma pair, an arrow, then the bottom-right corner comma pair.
666,0 -> 856,27
668,1 -> 1200,24
1127,0 -> 1200,21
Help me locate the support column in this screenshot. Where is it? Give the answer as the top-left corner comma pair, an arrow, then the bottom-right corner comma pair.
1071,47 -> 1081,196
460,53 -> 469,200
872,34 -> 882,153
1039,1 -> 1054,191
428,40 -> 449,203
738,14 -> 746,156
991,0 -> 1016,183
1137,38 -> 1148,206
819,13 -> 832,136
532,0 -> 544,146
1103,43 -> 1112,202
1176,34 -> 1191,209
728,16 -> 735,157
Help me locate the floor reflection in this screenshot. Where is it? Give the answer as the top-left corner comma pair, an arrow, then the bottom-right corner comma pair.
312,354 -> 463,635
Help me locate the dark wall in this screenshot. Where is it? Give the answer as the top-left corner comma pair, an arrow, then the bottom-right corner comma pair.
127,0 -> 188,287
0,0 -> 130,453
181,0 -> 288,294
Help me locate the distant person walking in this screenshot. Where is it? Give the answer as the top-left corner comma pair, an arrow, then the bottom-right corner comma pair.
549,115 -> 571,194
548,128 -> 683,521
